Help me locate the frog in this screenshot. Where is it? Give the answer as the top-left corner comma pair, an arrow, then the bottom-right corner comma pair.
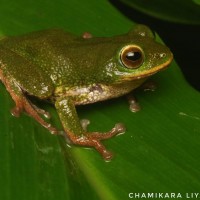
0,24 -> 173,160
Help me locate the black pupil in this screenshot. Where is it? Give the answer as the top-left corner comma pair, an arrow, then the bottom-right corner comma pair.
126,51 -> 141,62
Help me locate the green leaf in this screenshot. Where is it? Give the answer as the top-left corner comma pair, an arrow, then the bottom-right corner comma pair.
193,0 -> 200,6
119,0 -> 200,24
0,0 -> 200,200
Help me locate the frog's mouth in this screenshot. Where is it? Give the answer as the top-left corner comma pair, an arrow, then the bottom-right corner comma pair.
121,54 -> 173,81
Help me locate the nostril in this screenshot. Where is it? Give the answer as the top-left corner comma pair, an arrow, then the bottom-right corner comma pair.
160,53 -> 166,58
150,52 -> 166,59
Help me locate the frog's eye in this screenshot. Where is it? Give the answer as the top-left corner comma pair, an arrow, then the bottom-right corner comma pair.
120,45 -> 143,69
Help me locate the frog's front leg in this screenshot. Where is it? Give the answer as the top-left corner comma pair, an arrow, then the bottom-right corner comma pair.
127,94 -> 141,113
55,97 -> 125,160
127,80 -> 157,112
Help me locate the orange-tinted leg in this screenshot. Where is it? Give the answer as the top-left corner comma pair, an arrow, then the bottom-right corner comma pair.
55,97 -> 126,160
0,71 -> 57,134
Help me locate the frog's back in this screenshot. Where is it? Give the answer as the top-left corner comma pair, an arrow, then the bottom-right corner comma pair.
0,29 -> 78,98
0,29 -> 78,66
0,29 -> 80,85
0,29 -> 76,47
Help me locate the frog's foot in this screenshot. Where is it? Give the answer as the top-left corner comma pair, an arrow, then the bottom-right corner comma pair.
11,100 -> 51,120
127,81 -> 157,112
10,97 -> 24,117
14,98 -> 57,134
127,94 -> 141,112
80,119 -> 90,132
82,32 -> 93,39
141,80 -> 157,92
67,123 -> 126,160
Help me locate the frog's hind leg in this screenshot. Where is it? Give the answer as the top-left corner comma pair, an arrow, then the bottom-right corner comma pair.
20,97 -> 57,134
31,103 -> 51,119
0,71 -> 57,134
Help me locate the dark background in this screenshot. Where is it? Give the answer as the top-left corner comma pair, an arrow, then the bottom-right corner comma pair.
110,0 -> 200,91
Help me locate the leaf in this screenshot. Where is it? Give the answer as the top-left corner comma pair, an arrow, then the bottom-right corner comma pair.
193,0 -> 200,6
1,0 -> 200,200
119,0 -> 200,24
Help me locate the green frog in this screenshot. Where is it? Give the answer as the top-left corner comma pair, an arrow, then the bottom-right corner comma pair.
0,25 -> 173,160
